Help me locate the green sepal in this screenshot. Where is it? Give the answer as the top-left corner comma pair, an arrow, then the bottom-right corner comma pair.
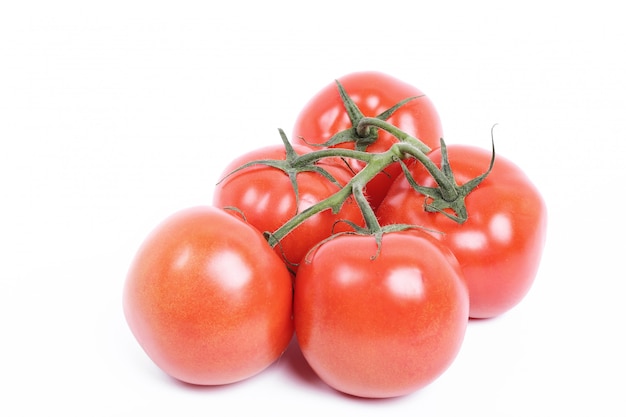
302,221 -> 441,265
319,81 -> 424,151
217,128 -> 347,218
398,137 -> 496,224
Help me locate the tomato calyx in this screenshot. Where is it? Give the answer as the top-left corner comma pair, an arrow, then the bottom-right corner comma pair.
303,222 -> 436,264
355,116 -> 432,154
302,185 -> 437,262
398,131 -> 497,224
217,128 -> 350,216
346,182 -> 445,260
300,81 -> 432,154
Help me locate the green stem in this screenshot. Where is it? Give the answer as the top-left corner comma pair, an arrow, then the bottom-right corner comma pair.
267,142 -> 461,248
266,181 -> 354,247
293,148 -> 374,167
356,117 -> 432,154
352,182 -> 381,233
268,148 -> 396,247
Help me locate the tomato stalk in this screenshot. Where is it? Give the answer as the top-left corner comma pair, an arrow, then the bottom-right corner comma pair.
293,147 -> 374,166
265,146 -> 395,248
231,83 -> 495,245
267,141 -> 436,245
352,183 -> 381,233
265,134 -> 494,247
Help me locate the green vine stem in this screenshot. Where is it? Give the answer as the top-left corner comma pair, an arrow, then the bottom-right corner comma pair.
265,147 -> 395,247
351,182 -> 382,234
264,128 -> 497,247
249,78 -> 496,246
266,139 -> 464,247
293,147 -> 374,167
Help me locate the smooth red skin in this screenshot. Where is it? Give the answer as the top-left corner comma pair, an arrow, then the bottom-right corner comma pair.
377,146 -> 548,319
213,144 -> 365,270
292,71 -> 443,209
294,231 -> 469,398
123,206 -> 294,385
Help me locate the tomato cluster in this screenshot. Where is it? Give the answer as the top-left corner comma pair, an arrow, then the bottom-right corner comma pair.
123,71 -> 547,398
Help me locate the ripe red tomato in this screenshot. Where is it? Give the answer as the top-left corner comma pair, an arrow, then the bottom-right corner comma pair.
292,71 -> 443,208
123,206 -> 293,385
377,145 -> 548,319
212,144 -> 365,271
294,231 -> 469,398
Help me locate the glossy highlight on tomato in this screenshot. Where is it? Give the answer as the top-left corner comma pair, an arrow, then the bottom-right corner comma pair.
123,206 -> 294,385
292,71 -> 443,208
294,231 -> 469,398
377,145 -> 547,318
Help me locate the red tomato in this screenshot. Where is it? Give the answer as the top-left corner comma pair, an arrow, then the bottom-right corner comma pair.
292,71 -> 443,208
212,144 -> 365,271
377,145 -> 547,319
123,206 -> 293,385
294,231 -> 469,398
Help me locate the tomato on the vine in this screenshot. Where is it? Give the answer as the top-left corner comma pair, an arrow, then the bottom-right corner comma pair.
213,143 -> 365,271
292,71 -> 443,208
294,230 -> 469,398
123,206 -> 293,385
377,145 -> 547,319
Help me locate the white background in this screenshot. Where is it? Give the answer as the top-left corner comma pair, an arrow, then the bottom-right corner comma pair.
2,1 -> 625,415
